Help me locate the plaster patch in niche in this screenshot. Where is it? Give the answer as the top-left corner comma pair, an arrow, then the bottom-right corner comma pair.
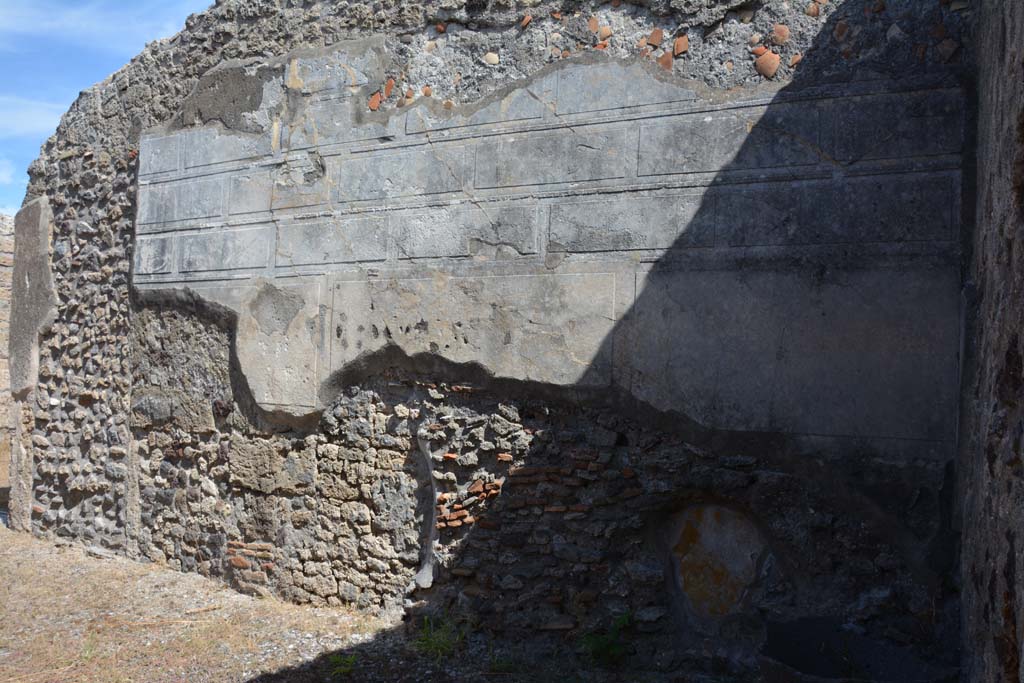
669,505 -> 766,618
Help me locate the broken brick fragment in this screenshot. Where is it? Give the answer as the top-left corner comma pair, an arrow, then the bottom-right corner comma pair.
368,92 -> 381,111
228,555 -> 250,570
755,51 -> 781,79
384,78 -> 395,98
520,14 -> 532,29
673,35 -> 689,56
771,24 -> 790,45
648,28 -> 664,48
657,50 -> 674,71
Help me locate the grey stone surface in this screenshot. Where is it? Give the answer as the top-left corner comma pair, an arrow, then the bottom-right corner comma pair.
554,61 -> 696,115
393,204 -> 537,259
331,271 -> 617,387
331,146 -> 471,203
10,198 -> 57,395
9,198 -> 58,532
180,225 -> 274,274
134,236 -> 174,276
131,44 -> 965,451
549,192 -> 713,252
277,217 -> 388,266
474,127 -> 629,188
638,103 -> 821,176
624,262 -> 960,440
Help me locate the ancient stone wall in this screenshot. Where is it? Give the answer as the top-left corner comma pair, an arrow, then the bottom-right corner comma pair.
961,1 -> 1024,681
9,0 -> 974,679
0,213 -> 12,519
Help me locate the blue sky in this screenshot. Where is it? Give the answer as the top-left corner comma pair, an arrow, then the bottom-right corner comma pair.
0,0 -> 212,215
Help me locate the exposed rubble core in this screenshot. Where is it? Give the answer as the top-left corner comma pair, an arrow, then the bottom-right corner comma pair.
5,0 -> 982,680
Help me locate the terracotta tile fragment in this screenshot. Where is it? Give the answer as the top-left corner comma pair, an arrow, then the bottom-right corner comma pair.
637,36 -> 648,48
422,85 -> 433,97
368,91 -> 382,111
648,27 -> 664,47
405,88 -> 414,99
599,25 -> 613,40
755,51 -> 781,78
806,2 -> 820,17
752,45 -> 768,56
771,23 -> 790,44
790,52 -> 803,67
673,35 -> 689,55
521,14 -> 532,29
594,40 -> 608,50
657,50 -> 673,71
588,16 -> 599,33
436,22 -> 446,33
383,77 -> 395,98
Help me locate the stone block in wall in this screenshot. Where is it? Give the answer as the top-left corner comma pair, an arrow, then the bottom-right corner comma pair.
228,435 -> 316,495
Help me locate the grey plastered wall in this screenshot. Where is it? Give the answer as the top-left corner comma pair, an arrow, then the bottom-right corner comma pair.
133,40 -> 965,455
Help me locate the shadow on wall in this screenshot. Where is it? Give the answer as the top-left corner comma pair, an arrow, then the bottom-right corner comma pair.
225,0 -> 968,680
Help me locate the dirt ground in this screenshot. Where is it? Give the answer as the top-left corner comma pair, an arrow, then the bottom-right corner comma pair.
0,527 -> 703,683
0,526 -> 387,683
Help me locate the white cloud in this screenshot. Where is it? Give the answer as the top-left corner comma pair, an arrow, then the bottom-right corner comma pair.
0,0 -> 212,56
0,96 -> 67,139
